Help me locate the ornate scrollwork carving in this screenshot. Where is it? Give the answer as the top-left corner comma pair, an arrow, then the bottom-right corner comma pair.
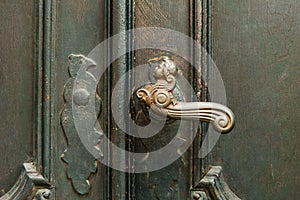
137,56 -> 177,108
34,189 -> 52,200
0,163 -> 51,200
191,166 -> 241,200
136,56 -> 235,133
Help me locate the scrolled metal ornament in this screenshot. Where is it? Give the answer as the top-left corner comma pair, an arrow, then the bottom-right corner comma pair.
136,56 -> 235,133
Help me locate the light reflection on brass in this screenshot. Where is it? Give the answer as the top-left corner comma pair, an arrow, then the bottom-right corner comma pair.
136,56 -> 235,133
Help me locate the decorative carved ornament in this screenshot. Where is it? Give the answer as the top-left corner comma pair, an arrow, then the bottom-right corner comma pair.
0,163 -> 52,200
61,54 -> 102,195
191,166 -> 241,200
136,56 -> 235,133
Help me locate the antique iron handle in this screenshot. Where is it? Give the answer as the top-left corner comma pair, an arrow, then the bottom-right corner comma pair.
135,56 -> 235,133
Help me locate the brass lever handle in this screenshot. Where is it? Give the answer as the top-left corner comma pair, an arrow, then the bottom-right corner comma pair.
136,56 -> 235,133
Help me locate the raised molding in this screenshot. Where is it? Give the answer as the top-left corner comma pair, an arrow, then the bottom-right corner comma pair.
191,166 -> 241,200
0,0 -> 56,199
0,163 -> 51,200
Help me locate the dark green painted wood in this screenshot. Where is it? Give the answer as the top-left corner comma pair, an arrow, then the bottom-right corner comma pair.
190,0 -> 213,186
0,163 -> 51,200
1,0 -> 298,199
0,0 -> 35,196
54,0 -> 106,199
107,0 -> 135,199
212,0 -> 300,199
134,1 -> 195,199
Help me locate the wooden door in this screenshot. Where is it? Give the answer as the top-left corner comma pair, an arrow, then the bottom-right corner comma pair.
0,0 -> 298,199
211,1 -> 300,199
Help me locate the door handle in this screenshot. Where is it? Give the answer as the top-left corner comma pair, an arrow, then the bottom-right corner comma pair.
134,56 -> 234,133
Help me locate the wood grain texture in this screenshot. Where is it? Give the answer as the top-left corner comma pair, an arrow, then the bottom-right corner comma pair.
105,0 -> 135,199
0,0 -> 35,196
134,0 -> 193,199
54,0 -> 106,199
211,0 -> 300,199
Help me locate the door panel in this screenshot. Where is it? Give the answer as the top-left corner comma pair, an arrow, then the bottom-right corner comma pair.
0,0 -> 35,195
212,0 -> 300,199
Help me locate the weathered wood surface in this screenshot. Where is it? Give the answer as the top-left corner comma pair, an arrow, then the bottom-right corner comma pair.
212,0 -> 300,199
134,1 -> 195,199
54,0 -> 106,199
0,0 -> 35,196
1,0 -> 299,199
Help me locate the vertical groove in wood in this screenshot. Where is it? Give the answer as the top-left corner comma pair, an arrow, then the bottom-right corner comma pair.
42,0 -> 56,182
103,1 -> 111,199
191,0 -> 202,187
35,0 -> 44,173
125,0 -> 136,198
104,0 -> 135,199
190,0 -> 213,187
200,0 -> 213,178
